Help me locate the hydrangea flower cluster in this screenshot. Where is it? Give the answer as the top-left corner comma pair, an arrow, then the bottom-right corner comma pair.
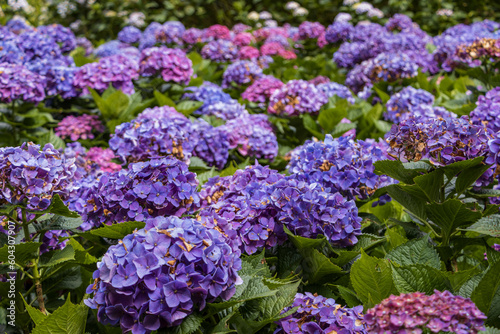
233,32 -> 254,46
275,292 -> 366,333
85,147 -> 122,173
455,37 -> 500,67
386,115 -> 490,166
242,75 -> 284,105
205,24 -> 232,40
325,21 -> 354,44
55,114 -> 105,141
201,40 -> 238,63
317,81 -> 356,104
0,63 -> 46,103
190,120 -> 230,169
287,135 -> 394,200
154,21 -> 186,45
74,158 -> 200,230
38,24 -> 76,53
85,216 -> 242,333
470,87 -> 500,133
139,47 -> 193,84
221,114 -> 278,160
39,63 -> 79,99
385,86 -> 435,123
118,26 -> 142,44
74,54 -> 139,94
238,46 -> 260,60
109,117 -> 194,164
0,143 -> 77,211
298,21 -> 325,40
268,80 -> 328,116
136,106 -> 186,121
17,30 -> 63,63
183,82 -> 232,114
221,60 -> 263,88
365,290 -> 487,333
202,100 -> 248,120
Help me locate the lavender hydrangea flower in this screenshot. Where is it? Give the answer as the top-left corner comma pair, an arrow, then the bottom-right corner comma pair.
275,293 -> 366,333
136,106 -> 186,121
16,30 -> 63,63
118,26 -> 142,44
221,60 -> 263,88
0,40 -> 25,64
470,87 -> 500,133
154,21 -> 185,45
232,23 -> 251,33
182,28 -> 205,45
201,40 -> 238,63
0,143 -> 78,211
288,135 -> 394,200
39,64 -> 79,99
183,82 -> 232,114
139,47 -> 193,84
85,216 -> 242,333
109,117 -> 194,164
201,100 -> 248,120
298,21 -> 325,40
74,54 -> 139,94
39,230 -> 70,254
38,24 -> 76,53
74,158 -> 200,230
221,114 -> 278,160
55,114 -> 105,141
242,75 -> 284,104
268,80 -> 328,116
317,82 -> 356,104
385,86 -> 435,123
365,290 -> 487,334
190,120 -> 230,169
0,63 -> 46,103
386,115 -> 490,166
325,22 -> 354,44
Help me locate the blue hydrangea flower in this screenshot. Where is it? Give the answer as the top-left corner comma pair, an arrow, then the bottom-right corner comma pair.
222,60 -> 263,88
317,82 -> 356,104
118,26 -> 143,44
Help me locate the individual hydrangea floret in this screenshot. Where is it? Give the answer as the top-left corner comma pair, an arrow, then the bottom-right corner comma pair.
317,82 -> 356,104
0,63 -> 46,103
201,40 -> 238,63
85,216 -> 242,333
55,114 -> 105,141
139,47 -> 193,84
470,87 -> 500,133
242,75 -> 284,104
117,26 -> 143,44
221,60 -> 263,88
385,86 -> 435,123
365,290 -> 487,334
0,143 -> 77,211
74,158 -> 200,230
275,292 -> 367,333
74,54 -> 139,94
268,80 -> 328,116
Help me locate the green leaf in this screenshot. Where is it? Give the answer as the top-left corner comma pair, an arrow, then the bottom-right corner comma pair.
480,327 -> 500,334
318,107 -> 346,133
32,214 -> 82,231
301,248 -> 343,284
176,100 -> 203,116
188,157 -> 211,172
446,268 -> 481,292
455,163 -> 492,195
31,297 -> 87,334
386,238 -> 441,269
160,313 -> 203,334
330,122 -> 356,138
335,285 -> 362,308
468,188 -> 500,198
413,169 -> 444,203
392,264 -> 450,294
426,199 -> 483,242
67,238 -> 98,265
302,114 -> 324,140
38,131 -> 65,150
284,226 -> 326,250
0,242 -> 42,266
463,215 -> 500,237
154,90 -> 176,107
442,157 -> 484,180
471,261 -> 500,327
196,167 -> 219,185
78,221 -> 145,240
220,161 -> 239,177
22,295 -> 47,326
373,160 -> 425,184
373,85 -> 390,104
385,185 -> 427,221
39,246 -> 75,268
459,272 -> 485,298
32,194 -> 79,218
351,250 -> 397,307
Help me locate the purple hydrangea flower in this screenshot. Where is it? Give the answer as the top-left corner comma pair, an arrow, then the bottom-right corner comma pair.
139,47 -> 193,84
242,75 -> 284,105
39,24 -> 76,53
183,82 -> 232,113
75,37 -> 93,56
222,60 -> 263,88
55,114 -> 105,141
182,27 -> 205,45
39,230 -> 70,254
16,30 -> 63,63
365,290 -> 487,334
232,23 -> 251,34
205,24 -> 232,40
385,86 -> 435,123
85,216 -> 242,333
190,120 -> 230,169
93,40 -> 140,60
154,21 -> 185,45
0,40 -> 25,64
202,100 -> 248,120
470,87 -> 500,133
201,40 -> 238,63
298,21 -> 325,40
74,54 -> 139,94
136,106 -> 186,121
275,292 -> 367,333
221,114 -> 278,160
317,82 -> 356,104
268,80 -> 328,116
325,21 -> 354,44
0,143 -> 78,211
0,63 -> 46,103
74,158 -> 200,230
118,26 -> 142,44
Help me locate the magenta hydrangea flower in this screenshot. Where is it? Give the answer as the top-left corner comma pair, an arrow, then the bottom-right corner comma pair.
55,114 -> 105,141
0,63 -> 46,103
221,60 -> 263,88
275,292 -> 367,333
205,24 -> 232,40
242,75 -> 284,104
139,47 -> 193,84
233,32 -> 254,46
201,40 -> 238,63
365,290 -> 487,334
268,80 -> 328,116
85,216 -> 242,333
74,54 -> 139,94
85,147 -> 122,173
238,46 -> 260,60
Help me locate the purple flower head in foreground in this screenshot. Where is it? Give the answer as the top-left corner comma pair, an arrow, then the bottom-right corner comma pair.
221,60 -> 263,88
118,26 -> 142,44
74,54 -> 139,94
317,81 -> 356,104
365,290 -> 487,334
139,47 -> 193,84
74,158 -> 200,230
0,63 -> 46,103
268,80 -> 328,116
470,87 -> 500,133
221,114 -> 278,160
85,216 -> 242,333
385,86 -> 435,123
55,114 -> 105,141
275,292 -> 367,333
242,75 -> 283,105
287,135 -> 394,200
0,143 -> 78,211
201,40 -> 238,63
16,30 -> 63,63
109,117 -> 194,164
38,24 -> 76,53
